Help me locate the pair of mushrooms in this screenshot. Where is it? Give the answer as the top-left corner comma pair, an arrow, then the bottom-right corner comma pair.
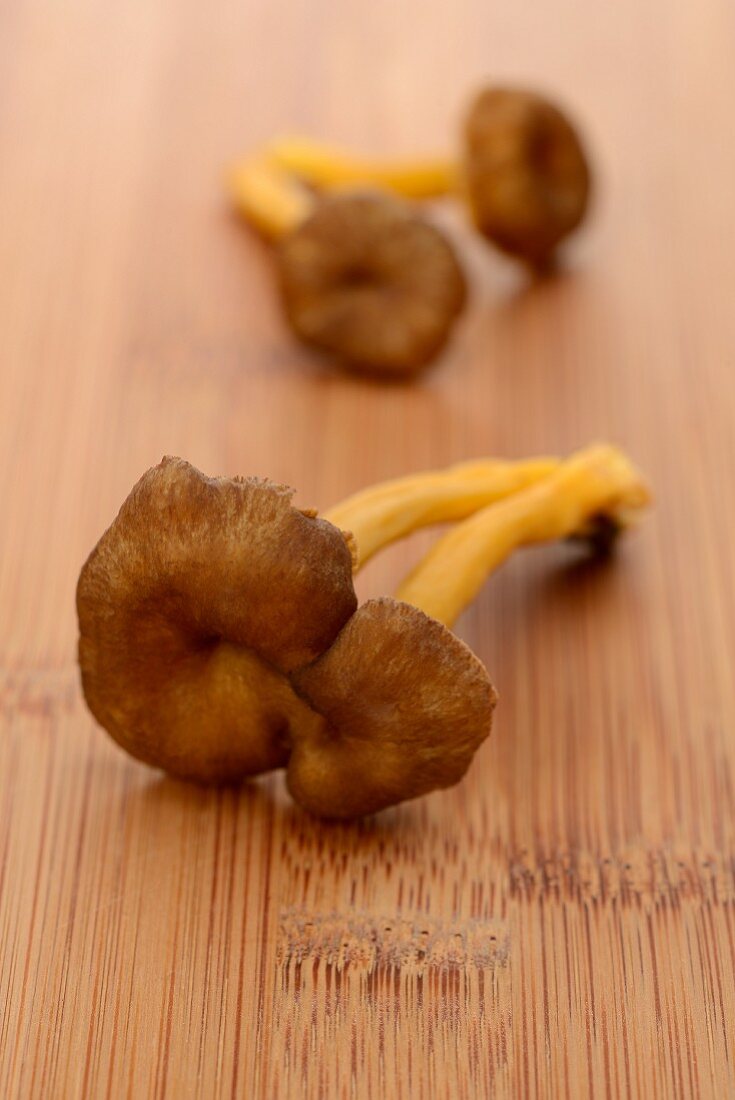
77,443 -> 649,819
230,87 -> 591,377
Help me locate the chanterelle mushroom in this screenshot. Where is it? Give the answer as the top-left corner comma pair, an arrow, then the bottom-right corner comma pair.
230,159 -> 466,376
77,445 -> 649,818
269,85 -> 591,267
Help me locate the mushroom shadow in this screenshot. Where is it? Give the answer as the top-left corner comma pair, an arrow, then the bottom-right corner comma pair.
490,260 -> 589,322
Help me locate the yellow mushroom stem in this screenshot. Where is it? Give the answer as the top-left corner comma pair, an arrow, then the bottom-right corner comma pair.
323,457 -> 559,570
396,444 -> 651,627
266,136 -> 457,199
229,157 -> 314,240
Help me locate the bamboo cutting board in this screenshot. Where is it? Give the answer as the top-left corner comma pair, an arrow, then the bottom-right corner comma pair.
2,0 -> 735,1096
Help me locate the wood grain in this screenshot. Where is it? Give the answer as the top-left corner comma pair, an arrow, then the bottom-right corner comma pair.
2,0 -> 735,1095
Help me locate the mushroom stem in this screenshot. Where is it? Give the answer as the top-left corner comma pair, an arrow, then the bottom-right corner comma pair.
323,456 -> 559,570
266,136 -> 457,199
229,157 -> 314,240
396,444 -> 651,627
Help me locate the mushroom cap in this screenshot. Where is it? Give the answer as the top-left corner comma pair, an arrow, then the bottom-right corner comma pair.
288,597 -> 497,818
463,87 -> 591,264
277,193 -> 467,377
77,458 -> 356,782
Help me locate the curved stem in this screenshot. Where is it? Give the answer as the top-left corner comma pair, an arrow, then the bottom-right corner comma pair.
396,444 -> 651,627
323,457 -> 558,570
267,136 -> 457,199
229,157 -> 314,240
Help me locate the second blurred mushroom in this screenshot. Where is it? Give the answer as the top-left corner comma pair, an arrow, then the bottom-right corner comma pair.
230,158 -> 466,377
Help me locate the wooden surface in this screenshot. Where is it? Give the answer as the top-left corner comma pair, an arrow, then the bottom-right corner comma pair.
2,0 -> 735,1096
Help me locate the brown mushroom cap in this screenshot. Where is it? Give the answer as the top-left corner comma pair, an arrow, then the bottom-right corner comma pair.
463,87 -> 591,264
77,458 -> 356,782
277,193 -> 467,376
289,598 -> 497,818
